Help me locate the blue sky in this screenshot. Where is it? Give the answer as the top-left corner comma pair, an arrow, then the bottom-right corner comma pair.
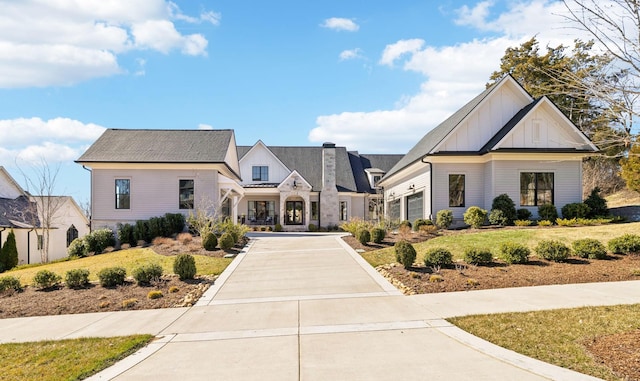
0,0 -> 587,204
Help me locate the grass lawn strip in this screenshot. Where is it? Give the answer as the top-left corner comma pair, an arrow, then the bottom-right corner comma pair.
6,248 -> 231,285
0,335 -> 153,381
449,304 -> 640,381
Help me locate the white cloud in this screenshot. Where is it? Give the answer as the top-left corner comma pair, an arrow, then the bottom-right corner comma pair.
321,17 -> 359,32
0,117 -> 105,164
0,0 -> 218,87
310,1 -> 588,153
339,48 -> 364,61
198,124 -> 214,130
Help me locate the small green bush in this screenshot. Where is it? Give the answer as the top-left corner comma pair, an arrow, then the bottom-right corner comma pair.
463,206 -> 487,229
33,269 -> 62,289
491,194 -> 517,224
356,229 -> 370,245
85,228 -> 115,254
65,269 -> 90,288
399,220 -> 412,229
147,290 -> 163,299
274,223 -> 283,232
133,220 -> 150,243
498,242 -> 530,264
308,224 -> 318,232
97,267 -> 127,287
67,238 -> 88,258
584,187 -> 608,217
174,254 -> 197,280
463,248 -> 493,264
561,202 -> 591,219
514,220 -> 533,226
517,208 -> 532,221
535,240 -> 570,262
0,275 -> 22,292
556,218 -> 578,226
164,213 -> 186,235
413,219 -> 430,231
131,263 -> 163,285
202,233 -> 218,251
423,247 -> 453,267
538,220 -> 553,226
436,209 -> 453,229
219,232 -> 235,250
572,238 -> 607,259
608,234 -> 640,255
488,209 -> 508,226
394,241 -> 417,269
370,227 -> 386,244
117,223 -> 135,246
538,204 -> 558,222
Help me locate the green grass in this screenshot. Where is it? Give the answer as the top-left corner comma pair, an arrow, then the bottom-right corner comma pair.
0,335 -> 153,381
6,248 -> 232,285
449,304 -> 640,380
361,222 -> 640,267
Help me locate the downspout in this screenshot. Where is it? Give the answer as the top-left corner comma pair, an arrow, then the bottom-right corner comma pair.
82,165 -> 92,232
420,156 -> 433,221
27,228 -> 34,265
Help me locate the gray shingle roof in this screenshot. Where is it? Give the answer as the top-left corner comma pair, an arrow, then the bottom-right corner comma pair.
350,153 -> 405,193
0,196 -> 40,228
77,129 -> 234,163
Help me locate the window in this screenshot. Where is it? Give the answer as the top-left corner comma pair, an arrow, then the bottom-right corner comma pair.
388,199 -> 401,221
520,172 -> 554,206
369,199 -> 382,220
179,179 -> 194,209
373,175 -> 382,186
252,166 -> 269,181
37,235 -> 43,250
311,201 -> 319,220
449,174 -> 465,207
286,201 -> 304,225
339,201 -> 348,221
115,179 -> 130,209
407,192 -> 424,222
248,201 -> 275,222
66,225 -> 78,247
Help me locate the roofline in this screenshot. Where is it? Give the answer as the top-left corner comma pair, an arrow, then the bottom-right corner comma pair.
76,160 -> 242,181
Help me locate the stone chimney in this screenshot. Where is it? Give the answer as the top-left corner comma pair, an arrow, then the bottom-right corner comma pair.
320,142 -> 338,228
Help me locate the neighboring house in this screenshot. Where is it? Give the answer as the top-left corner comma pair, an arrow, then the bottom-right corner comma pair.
77,131 -> 402,232
377,75 -> 598,223
0,167 -> 89,265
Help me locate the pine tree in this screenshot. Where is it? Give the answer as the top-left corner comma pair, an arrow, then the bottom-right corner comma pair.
621,145 -> 640,193
1,230 -> 18,271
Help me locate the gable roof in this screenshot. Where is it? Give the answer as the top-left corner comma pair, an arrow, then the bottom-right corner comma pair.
77,129 -> 241,179
349,152 -> 405,193
0,195 -> 40,228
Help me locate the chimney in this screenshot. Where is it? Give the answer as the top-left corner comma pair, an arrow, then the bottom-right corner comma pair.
320,142 -> 338,228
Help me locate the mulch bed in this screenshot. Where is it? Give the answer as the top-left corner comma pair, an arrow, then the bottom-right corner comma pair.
583,330 -> 640,381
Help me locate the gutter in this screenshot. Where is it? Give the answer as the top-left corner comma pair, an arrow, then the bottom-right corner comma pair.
27,228 -> 34,265
82,165 -> 92,232
420,156 -> 434,221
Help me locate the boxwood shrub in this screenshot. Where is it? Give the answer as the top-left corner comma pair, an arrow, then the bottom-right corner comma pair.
535,240 -> 570,262
572,238 -> 607,259
463,248 -> 493,265
174,254 -> 197,280
394,240 -> 416,269
356,229 -> 370,245
370,227 -> 386,244
538,204 -> 558,222
65,269 -> 90,288
423,247 -> 453,267
131,263 -> 163,285
498,242 -> 530,264
97,266 -> 127,287
607,234 -> 640,255
436,209 -> 453,229
33,269 -> 62,289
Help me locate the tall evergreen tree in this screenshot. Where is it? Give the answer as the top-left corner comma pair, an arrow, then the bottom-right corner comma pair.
1,229 -> 19,271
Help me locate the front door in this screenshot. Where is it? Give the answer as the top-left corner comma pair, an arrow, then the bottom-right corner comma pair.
285,201 -> 303,225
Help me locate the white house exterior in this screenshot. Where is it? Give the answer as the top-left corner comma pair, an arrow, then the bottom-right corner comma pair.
0,167 -> 89,265
378,75 -> 598,223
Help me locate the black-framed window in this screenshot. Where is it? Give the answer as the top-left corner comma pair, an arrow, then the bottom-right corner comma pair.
66,225 -> 78,247
311,201 -> 319,220
286,201 -> 304,225
179,179 -> 194,209
37,235 -> 43,250
248,201 -> 275,222
520,172 -> 554,206
252,166 -> 269,181
388,199 -> 401,221
407,192 -> 424,222
115,179 -> 130,209
449,174 -> 465,207
339,201 -> 348,221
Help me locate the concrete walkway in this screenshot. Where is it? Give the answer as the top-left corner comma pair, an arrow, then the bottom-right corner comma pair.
2,233 -> 639,380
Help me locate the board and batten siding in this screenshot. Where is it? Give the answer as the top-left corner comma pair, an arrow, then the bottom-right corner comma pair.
239,144 -> 290,186
432,163 -> 485,220
92,168 -> 219,229
384,168 -> 430,221
491,159 -> 582,218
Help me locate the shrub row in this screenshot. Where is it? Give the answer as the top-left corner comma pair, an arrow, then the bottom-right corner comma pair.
118,213 -> 186,246
68,228 -> 116,257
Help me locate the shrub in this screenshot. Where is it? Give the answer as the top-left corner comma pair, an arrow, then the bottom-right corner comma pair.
517,208 -> 532,221
177,233 -> 193,244
556,218 -> 578,226
147,290 -> 163,299
131,263 -> 163,285
423,247 -> 453,267
399,220 -> 412,229
67,238 -> 88,258
164,213 -> 186,235
488,209 -> 508,226
436,209 -> 453,229
413,219 -> 430,231
463,248 -> 493,264
0,275 -> 22,293
33,269 -> 62,289
538,220 -> 553,227
0,229 -> 18,271
394,240 -> 417,269
491,194 -> 516,224
572,238 -> 607,259
117,223 -> 135,246
97,267 -> 127,287
535,240 -> 570,262
133,220 -> 150,243
370,227 -> 386,244
538,204 -> 558,222
514,220 -> 533,226
274,223 -> 283,232
308,224 -> 318,232
148,216 -> 166,240
429,274 -> 444,283
65,269 -> 90,288
340,218 -> 373,236
219,232 -> 235,250
608,234 -> 640,255
85,228 -> 115,254
356,229 -> 370,245
202,233 -> 218,251
168,286 -> 179,293
561,202 -> 591,219
174,254 -> 197,280
463,206 -> 487,229
584,187 -> 608,218
122,298 -> 137,308
498,242 -> 530,264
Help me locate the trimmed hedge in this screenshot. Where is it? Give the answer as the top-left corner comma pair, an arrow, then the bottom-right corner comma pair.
608,234 -> 640,255
463,248 -> 493,265
65,269 -> 90,288
33,269 -> 61,289
464,206 -> 487,229
572,238 -> 607,259
535,240 -> 570,262
131,263 -> 163,285
498,242 -> 530,264
97,267 -> 127,287
436,209 -> 453,229
394,241 -> 416,269
423,247 -> 453,267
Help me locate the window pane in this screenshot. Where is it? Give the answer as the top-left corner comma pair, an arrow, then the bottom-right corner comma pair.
252,166 -> 268,181
520,172 -> 553,206
339,201 -> 348,221
179,180 -> 194,209
388,199 -> 401,221
407,192 -> 424,222
449,174 -> 465,207
115,179 -> 130,209
311,201 -> 318,220
520,173 -> 536,206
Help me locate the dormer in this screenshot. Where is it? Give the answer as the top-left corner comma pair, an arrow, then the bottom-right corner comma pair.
364,168 -> 385,189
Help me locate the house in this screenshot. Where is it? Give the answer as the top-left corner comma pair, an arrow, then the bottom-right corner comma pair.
377,75 -> 598,223
0,167 -> 89,265
77,131 -> 402,232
